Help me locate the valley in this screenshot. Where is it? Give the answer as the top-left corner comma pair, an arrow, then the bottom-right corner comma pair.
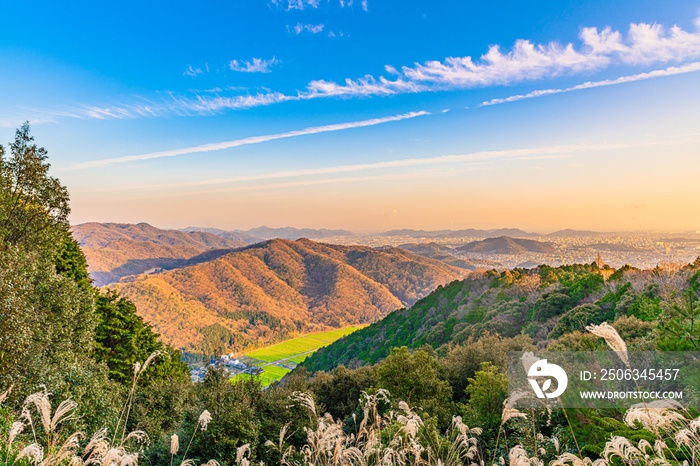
74,222 -> 700,361
76,224 -> 465,357
215,325 -> 365,385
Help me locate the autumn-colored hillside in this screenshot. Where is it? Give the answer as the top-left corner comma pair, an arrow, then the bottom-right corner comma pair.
72,222 -> 247,285
110,238 -> 466,356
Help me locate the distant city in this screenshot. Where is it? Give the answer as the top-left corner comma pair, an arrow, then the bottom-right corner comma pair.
318,230 -> 700,271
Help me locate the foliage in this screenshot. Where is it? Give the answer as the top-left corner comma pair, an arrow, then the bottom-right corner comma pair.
0,123 -> 69,250
657,272 -> 700,350
376,347 -> 454,430
463,362 -> 508,438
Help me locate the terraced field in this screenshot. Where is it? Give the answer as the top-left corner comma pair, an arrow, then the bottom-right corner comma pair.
232,326 -> 365,385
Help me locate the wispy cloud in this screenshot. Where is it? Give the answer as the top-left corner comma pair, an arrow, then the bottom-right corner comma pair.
290,23 -> 325,34
337,0 -> 367,11
229,57 -> 279,73
304,16 -> 700,98
271,0 -> 319,11
90,136 -> 696,194
481,61 -> 700,106
64,110 -> 430,170
183,64 -> 204,77
47,92 -> 293,121
7,16 -> 700,125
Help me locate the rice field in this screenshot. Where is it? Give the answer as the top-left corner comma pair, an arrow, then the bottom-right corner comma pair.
232,325 -> 366,385
232,364 -> 291,385
244,325 -> 366,363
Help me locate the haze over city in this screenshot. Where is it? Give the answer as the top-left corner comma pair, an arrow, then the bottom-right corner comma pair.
1,0 -> 699,232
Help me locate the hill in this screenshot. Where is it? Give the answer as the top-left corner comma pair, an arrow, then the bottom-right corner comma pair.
109,238 -> 465,356
72,222 -> 247,285
243,226 -> 354,240
379,228 -> 537,238
547,229 -> 603,237
301,262 -> 675,372
457,236 -> 556,254
180,226 -> 261,243
397,242 -> 494,270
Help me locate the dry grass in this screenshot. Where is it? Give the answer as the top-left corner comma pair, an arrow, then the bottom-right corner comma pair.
2,323 -> 699,465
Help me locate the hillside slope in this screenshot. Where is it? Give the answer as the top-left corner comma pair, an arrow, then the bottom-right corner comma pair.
302,262 -> 676,372
73,222 -> 247,285
110,238 -> 465,356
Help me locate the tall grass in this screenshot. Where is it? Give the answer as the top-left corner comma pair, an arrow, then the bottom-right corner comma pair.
0,352 -> 217,466
2,325 -> 699,465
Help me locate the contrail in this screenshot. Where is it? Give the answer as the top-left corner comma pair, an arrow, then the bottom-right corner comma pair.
64,110 -> 431,170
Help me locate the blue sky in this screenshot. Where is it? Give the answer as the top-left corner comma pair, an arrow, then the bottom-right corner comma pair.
1,0 -> 699,231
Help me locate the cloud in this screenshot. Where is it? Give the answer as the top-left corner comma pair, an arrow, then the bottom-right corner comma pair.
271,0 -> 319,11
291,23 -> 325,34
94,137 -> 685,193
183,65 -> 204,77
45,92 -> 293,121
481,61 -> 700,106
303,16 -> 700,98
64,110 -> 430,170
229,57 -> 279,73
7,15 -> 700,124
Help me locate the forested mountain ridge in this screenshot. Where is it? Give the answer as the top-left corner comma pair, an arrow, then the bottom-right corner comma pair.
303,260 -> 700,371
110,237 -> 466,356
456,235 -> 556,254
73,222 -> 247,285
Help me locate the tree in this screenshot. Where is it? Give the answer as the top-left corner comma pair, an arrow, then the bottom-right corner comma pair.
94,290 -> 164,383
376,347 -> 453,429
657,272 -> 700,351
0,122 -> 69,249
464,362 -> 508,437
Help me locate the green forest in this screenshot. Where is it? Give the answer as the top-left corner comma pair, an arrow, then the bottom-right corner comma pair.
1,125 -> 700,465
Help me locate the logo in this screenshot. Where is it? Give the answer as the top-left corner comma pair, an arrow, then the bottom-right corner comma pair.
527,359 -> 568,399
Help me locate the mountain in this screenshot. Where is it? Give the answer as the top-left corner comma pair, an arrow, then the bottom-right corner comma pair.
379,228 -> 538,238
380,229 -> 456,238
547,229 -> 602,237
243,226 -> 354,240
73,222 -> 247,286
182,225 -> 353,241
302,262 -> 656,372
397,242 -> 496,270
485,228 -> 538,238
457,236 -> 556,254
109,238 -> 466,356
180,226 -> 261,243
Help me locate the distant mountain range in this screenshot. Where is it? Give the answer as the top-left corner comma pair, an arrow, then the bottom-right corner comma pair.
397,242 -> 499,270
183,225 -> 354,240
546,229 -> 603,237
244,226 -> 354,240
180,227 -> 261,243
457,236 -> 556,254
72,223 -> 247,286
108,238 -> 466,356
379,228 -> 538,238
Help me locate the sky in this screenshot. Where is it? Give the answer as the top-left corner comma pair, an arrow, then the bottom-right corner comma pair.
1,0 -> 699,233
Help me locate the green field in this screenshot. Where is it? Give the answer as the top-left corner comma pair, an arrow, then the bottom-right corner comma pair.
231,326 -> 365,386
232,364 -> 291,385
244,326 -> 366,363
